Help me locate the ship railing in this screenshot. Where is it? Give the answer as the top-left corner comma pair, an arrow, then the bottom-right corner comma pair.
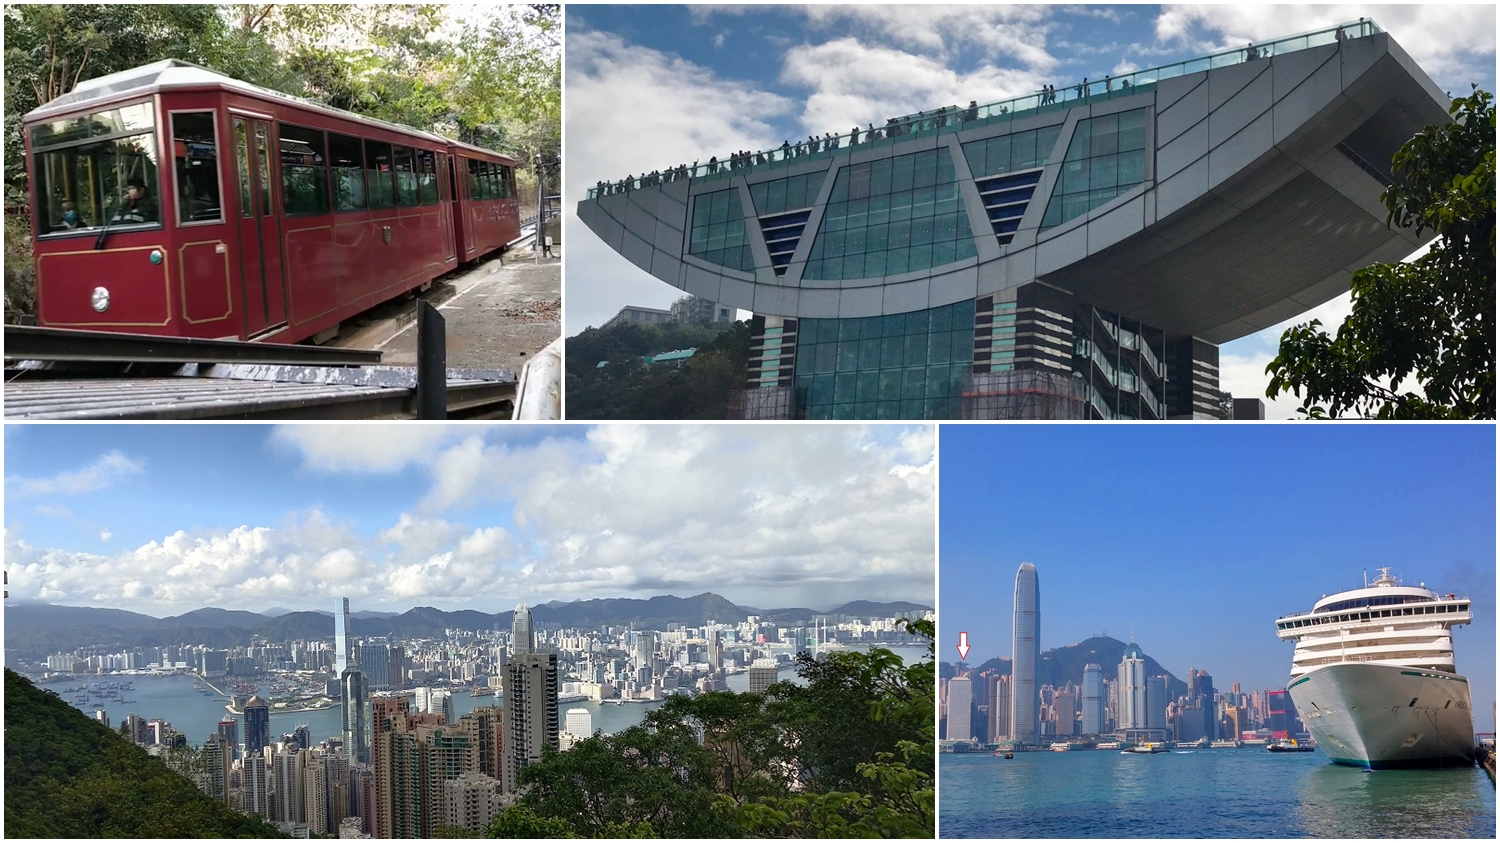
585,19 -> 1383,199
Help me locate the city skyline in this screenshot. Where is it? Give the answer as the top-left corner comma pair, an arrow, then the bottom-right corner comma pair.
4,424 -> 935,614
565,4 -> 1496,417
940,425 -> 1496,728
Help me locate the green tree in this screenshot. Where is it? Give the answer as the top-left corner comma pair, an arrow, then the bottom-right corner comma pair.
485,619 -> 935,839
4,669 -> 284,837
1266,87 -> 1495,418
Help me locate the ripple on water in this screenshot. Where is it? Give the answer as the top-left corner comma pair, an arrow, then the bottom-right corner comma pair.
938,749 -> 1496,839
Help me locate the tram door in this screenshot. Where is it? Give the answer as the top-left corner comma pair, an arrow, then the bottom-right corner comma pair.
436,152 -> 456,263
231,116 -> 288,337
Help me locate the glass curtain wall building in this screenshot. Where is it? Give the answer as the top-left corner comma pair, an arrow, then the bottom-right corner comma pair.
578,21 -> 1449,419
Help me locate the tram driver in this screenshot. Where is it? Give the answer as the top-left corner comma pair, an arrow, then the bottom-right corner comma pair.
111,178 -> 158,224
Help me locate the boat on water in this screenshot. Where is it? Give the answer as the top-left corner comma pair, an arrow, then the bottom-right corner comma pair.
1268,739 -> 1315,753
1095,741 -> 1122,750
1275,567 -> 1475,769
1122,743 -> 1168,754
1210,739 -> 1240,748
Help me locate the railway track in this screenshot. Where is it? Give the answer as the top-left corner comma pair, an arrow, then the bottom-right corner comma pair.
4,307 -> 520,420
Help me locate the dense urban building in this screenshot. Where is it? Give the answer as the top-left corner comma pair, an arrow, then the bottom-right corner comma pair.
579,22 -> 1448,420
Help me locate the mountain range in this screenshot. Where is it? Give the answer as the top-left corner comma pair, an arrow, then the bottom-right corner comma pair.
3,594 -> 931,658
941,636 -> 1189,700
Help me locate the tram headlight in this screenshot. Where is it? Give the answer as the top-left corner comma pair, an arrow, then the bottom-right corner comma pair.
91,286 -> 111,313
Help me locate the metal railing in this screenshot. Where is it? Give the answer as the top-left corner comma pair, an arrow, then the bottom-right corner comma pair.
587,19 -> 1381,198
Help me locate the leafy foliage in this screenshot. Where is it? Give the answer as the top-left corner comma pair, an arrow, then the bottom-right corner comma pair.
1267,88 -> 1495,418
485,618 -> 935,839
566,320 -> 752,419
4,669 -> 285,838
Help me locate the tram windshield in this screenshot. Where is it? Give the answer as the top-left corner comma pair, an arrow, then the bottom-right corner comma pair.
30,101 -> 161,235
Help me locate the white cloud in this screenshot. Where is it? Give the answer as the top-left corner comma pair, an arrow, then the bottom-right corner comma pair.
780,38 -> 1048,134
271,426 -> 470,473
1152,5 -> 1494,92
748,5 -> 1062,70
564,29 -> 793,335
98,529 -> 112,542
8,450 -> 144,498
7,426 -> 935,613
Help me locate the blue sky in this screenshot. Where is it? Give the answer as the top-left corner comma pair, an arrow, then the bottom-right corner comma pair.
939,424 -> 1497,730
4,424 -> 935,615
565,4 -> 1497,418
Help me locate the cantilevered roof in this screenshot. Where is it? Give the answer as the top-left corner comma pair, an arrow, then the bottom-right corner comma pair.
578,22 -> 1450,343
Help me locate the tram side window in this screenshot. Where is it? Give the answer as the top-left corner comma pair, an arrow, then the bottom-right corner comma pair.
279,124 -> 328,216
393,146 -> 418,206
501,165 -> 515,199
329,133 -> 366,211
31,102 -> 161,235
467,158 -> 483,200
489,163 -> 507,199
366,141 -> 395,209
417,149 -> 439,206
171,112 -> 222,224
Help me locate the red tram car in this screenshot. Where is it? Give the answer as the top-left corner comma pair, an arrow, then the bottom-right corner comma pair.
23,60 -> 521,343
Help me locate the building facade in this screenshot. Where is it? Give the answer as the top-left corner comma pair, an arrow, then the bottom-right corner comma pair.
578,23 -> 1447,420
1081,664 -> 1105,735
947,675 -> 973,742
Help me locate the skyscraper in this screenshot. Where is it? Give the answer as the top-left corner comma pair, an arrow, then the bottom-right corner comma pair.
512,603 -> 535,656
1116,642 -> 1147,730
244,695 -> 271,757
947,675 -> 973,742
335,598 -> 352,677
987,673 -> 1011,743
342,664 -> 370,765
358,641 -> 391,689
1081,664 -> 1104,735
565,707 -> 592,739
270,743 -> 303,823
1010,562 -> 1040,745
747,660 -> 780,694
1054,691 -> 1077,736
502,650 -> 558,793
1146,676 -> 1167,730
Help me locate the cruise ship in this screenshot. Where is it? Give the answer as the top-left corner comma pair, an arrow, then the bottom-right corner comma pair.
1275,568 -> 1475,769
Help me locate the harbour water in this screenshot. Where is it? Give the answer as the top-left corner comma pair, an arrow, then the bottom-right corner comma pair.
940,749 -> 1496,838
62,644 -> 929,747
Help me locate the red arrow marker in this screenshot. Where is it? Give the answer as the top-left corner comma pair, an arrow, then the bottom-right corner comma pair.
956,631 -> 970,661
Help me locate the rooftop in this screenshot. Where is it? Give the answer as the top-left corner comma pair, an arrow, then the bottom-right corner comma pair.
586,18 -> 1383,199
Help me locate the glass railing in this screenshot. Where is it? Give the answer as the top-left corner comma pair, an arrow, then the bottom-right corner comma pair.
587,19 -> 1382,199
1140,341 -> 1162,380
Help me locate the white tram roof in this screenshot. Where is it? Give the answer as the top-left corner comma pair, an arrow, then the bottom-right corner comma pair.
26,59 -> 516,165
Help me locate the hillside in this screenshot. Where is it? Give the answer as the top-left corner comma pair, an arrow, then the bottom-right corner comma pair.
566,319 -> 750,419
942,636 -> 1188,700
3,668 -> 284,838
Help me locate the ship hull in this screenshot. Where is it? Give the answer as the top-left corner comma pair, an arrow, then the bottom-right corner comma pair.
1288,663 -> 1475,769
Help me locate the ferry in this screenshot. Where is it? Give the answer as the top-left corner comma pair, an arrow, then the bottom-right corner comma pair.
1275,568 -> 1475,768
1095,741 -> 1122,750
1268,739 -> 1315,753
1210,739 -> 1240,748
1049,742 -> 1081,752
1123,742 -> 1168,754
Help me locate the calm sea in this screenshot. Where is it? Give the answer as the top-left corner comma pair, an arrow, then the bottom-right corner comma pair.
62,644 -> 930,747
940,748 -> 1496,838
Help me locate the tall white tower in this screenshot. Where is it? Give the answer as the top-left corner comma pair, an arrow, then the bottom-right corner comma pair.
1010,562 -> 1040,744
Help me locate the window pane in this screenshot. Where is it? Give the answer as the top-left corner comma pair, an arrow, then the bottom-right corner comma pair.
34,129 -> 161,234
234,119 -> 252,218
171,112 -> 221,223
392,146 -> 418,206
367,141 -> 395,209
417,149 -> 438,205
328,133 -> 365,211
279,124 -> 328,215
